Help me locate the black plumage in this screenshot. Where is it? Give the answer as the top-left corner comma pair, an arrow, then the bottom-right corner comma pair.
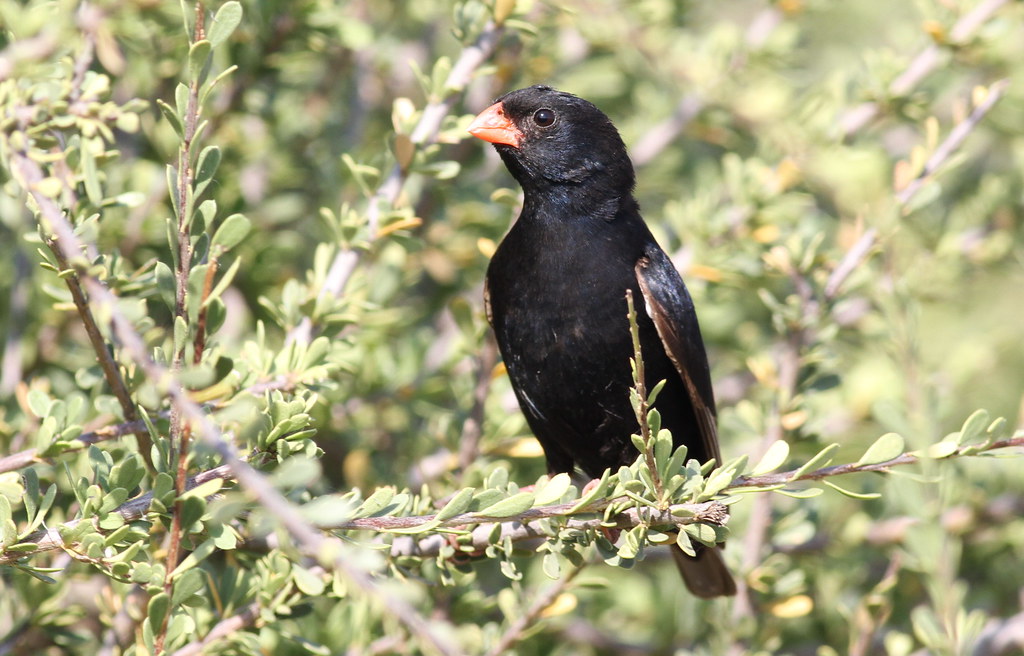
468,85 -> 735,598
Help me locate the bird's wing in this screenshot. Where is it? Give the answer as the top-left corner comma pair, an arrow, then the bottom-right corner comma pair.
634,251 -> 721,466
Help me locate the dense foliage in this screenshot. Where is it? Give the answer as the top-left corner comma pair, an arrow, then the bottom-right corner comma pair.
1,1 -> 1023,655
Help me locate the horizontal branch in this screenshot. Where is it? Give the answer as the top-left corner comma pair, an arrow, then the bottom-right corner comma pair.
0,465 -> 233,566
389,501 -> 726,560
0,419 -> 148,475
732,434 -> 1024,489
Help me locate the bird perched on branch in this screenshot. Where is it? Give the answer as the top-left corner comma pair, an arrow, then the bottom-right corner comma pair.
468,85 -> 735,598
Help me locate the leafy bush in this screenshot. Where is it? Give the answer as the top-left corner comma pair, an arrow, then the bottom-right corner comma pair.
1,1 -> 1022,655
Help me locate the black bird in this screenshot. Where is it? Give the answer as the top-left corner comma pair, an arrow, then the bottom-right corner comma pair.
468,85 -> 735,598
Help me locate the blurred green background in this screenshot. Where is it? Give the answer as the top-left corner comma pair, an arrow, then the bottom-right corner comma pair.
1,0 -> 1023,654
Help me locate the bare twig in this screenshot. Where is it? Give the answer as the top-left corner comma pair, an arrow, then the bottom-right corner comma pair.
484,567 -> 582,656
895,79 -> 1008,207
824,227 -> 878,300
306,20 -> 506,336
457,336 -> 498,478
0,249 -> 30,396
840,0 -> 1009,137
168,600 -> 260,656
44,238 -> 150,464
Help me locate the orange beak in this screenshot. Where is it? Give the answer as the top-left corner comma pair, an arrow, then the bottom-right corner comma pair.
468,101 -> 523,148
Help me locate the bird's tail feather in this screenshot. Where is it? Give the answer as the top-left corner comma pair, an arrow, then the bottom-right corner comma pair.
671,545 -> 736,599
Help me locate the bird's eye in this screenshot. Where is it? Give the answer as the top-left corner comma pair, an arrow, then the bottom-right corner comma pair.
533,108 -> 556,128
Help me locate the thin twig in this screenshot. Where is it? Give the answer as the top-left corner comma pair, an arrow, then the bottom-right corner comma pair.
0,419 -> 150,475
625,290 -> 664,501
168,599 -> 260,656
159,7 -> 208,651
0,465 -> 233,566
824,227 -> 878,300
840,0 -> 1009,137
895,79 -> 1008,207
484,567 -> 583,656
310,21 -> 505,311
457,336 -> 498,478
44,238 -> 151,465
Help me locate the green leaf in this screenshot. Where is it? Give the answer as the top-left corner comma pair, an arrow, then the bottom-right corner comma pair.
193,146 -> 221,199
0,496 -> 16,548
180,496 -> 206,529
187,40 -> 211,84
569,470 -> 611,512
171,568 -> 205,606
856,432 -> 904,466
155,261 -> 176,312
171,538 -> 219,578
436,487 -> 475,521
300,494 -> 358,527
682,522 -> 718,546
208,1 -> 243,47
927,440 -> 960,458
202,256 -> 241,308
774,487 -> 823,499
474,492 -> 535,518
751,440 -> 790,476
156,99 -> 184,138
179,477 -> 224,501
26,389 -> 52,418
81,139 -> 102,205
822,479 -> 881,500
354,487 -> 396,518
534,473 -> 572,506
147,593 -> 170,632
788,443 -> 840,482
211,213 -> 251,252
173,315 -> 189,355
958,409 -> 990,445
697,466 -> 735,501
292,565 -> 326,596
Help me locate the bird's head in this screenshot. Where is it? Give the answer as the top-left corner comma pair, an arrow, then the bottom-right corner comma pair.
468,85 -> 635,195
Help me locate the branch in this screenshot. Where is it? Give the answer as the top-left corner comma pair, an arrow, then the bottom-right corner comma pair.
731,434 -> 1024,489
484,567 -> 583,656
840,0 -> 1009,137
311,20 -> 505,308
0,418 -> 149,475
44,238 -> 151,465
0,465 -> 233,566
160,6 -> 208,649
625,290 -> 664,500
168,600 -> 260,656
895,79 -> 1008,207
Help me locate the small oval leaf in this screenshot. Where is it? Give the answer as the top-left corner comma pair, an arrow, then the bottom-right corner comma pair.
474,492 -> 535,518
856,432 -> 905,466
208,1 -> 243,47
435,487 -> 475,522
534,473 -> 572,506
751,440 -> 790,476
211,213 -> 251,252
